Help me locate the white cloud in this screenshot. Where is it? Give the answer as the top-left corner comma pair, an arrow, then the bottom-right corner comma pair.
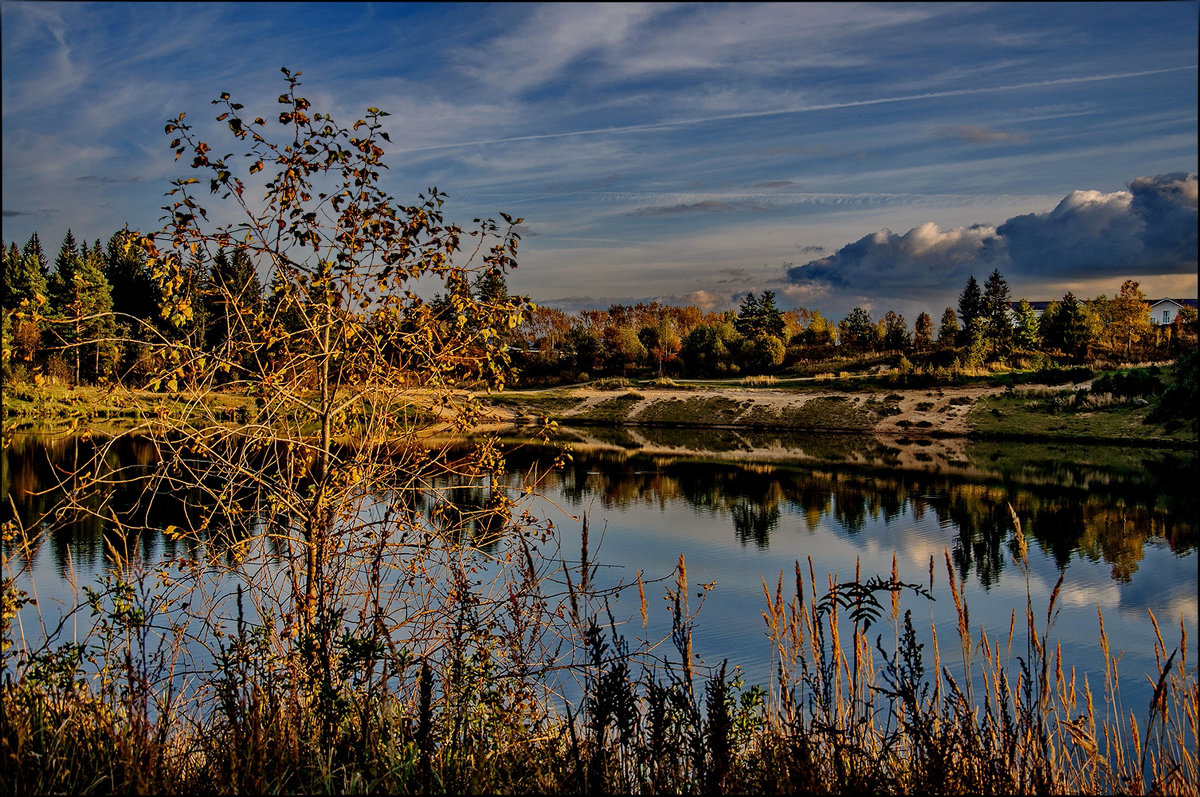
787,174 -> 1198,304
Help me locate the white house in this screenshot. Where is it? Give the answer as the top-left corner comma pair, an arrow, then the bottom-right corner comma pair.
1146,298 -> 1197,326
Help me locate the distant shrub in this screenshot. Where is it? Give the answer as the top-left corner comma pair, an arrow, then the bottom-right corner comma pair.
1030,365 -> 1094,386
1091,368 -> 1163,399
740,375 -> 778,386
591,377 -> 634,390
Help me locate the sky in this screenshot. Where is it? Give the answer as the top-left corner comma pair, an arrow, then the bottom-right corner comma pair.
2,1 -> 1197,322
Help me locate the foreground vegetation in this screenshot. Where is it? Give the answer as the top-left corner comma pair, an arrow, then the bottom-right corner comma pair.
3,524 -> 1196,795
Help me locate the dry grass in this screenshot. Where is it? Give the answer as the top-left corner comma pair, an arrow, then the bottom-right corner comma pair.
3,502 -> 1195,795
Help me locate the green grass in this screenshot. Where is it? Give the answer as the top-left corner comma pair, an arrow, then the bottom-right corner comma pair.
969,391 -> 1193,445
633,396 -> 746,425
739,396 -> 878,431
567,393 -> 644,424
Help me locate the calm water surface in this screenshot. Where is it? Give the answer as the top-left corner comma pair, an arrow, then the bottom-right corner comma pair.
4,428 -> 1196,714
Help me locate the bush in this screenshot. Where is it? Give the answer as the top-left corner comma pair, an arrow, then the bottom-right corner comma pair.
1147,348 -> 1200,426
1029,365 -> 1094,386
591,377 -> 634,390
1091,368 -> 1163,398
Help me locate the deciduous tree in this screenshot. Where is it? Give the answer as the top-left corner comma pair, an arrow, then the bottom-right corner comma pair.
138,68 -> 539,679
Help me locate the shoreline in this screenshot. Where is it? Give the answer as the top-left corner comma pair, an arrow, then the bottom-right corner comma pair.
4,379 -> 1194,450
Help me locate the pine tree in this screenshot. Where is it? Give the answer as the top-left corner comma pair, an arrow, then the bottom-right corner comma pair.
2,242 -> 25,309
105,227 -> 162,329
1040,292 -> 1091,360
21,232 -> 48,281
981,268 -> 1012,358
76,244 -> 118,382
204,248 -> 264,375
734,292 -> 761,337
957,275 -> 983,346
49,230 -> 82,311
45,231 -> 117,384
471,267 -> 509,305
1012,299 -> 1039,350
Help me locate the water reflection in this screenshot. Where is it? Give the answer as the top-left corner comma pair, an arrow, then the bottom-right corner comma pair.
493,435 -> 1195,590
4,431 -> 1195,594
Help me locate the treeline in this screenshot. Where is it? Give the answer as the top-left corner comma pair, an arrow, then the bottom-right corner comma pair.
3,227 -> 268,388
511,269 -> 1197,384
3,229 -> 1196,389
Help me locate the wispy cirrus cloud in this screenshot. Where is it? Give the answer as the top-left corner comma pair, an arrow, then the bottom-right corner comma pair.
627,199 -> 772,217
936,125 -> 1031,145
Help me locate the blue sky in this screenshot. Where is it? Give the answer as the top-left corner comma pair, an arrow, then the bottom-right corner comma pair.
2,1 -> 1196,321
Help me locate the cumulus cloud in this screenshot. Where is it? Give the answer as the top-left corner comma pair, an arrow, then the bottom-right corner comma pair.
787,221 -> 1004,294
787,174 -> 1198,299
998,172 -> 1197,278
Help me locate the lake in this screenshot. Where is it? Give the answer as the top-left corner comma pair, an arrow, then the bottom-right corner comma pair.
3,427 -> 1196,718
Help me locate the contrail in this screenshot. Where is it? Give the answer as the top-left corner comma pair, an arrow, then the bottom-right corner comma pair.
396,65 -> 1197,153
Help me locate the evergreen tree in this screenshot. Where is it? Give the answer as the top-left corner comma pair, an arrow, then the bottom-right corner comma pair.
2,242 -> 21,308
471,267 -> 509,305
839,306 -> 876,351
734,292 -> 761,337
1040,292 -> 1091,360
49,230 -> 82,311
105,227 -> 163,328
205,248 -> 265,364
3,235 -> 50,369
758,290 -> 786,339
75,245 -> 118,382
735,290 -> 786,339
21,232 -> 48,282
981,268 -> 1012,358
957,275 -> 983,346
1012,299 -> 1039,350
3,241 -> 48,310
43,231 -> 119,384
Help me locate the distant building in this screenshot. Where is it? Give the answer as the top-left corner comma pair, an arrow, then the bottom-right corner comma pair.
1146,298 -> 1197,325
1006,300 -> 1052,318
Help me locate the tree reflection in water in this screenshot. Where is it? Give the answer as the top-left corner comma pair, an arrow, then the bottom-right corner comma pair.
4,433 -> 1195,591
